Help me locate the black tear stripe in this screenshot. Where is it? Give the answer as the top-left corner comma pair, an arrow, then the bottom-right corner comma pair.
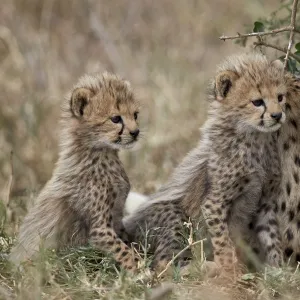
118,121 -> 125,135
260,105 -> 267,123
260,108 -> 266,126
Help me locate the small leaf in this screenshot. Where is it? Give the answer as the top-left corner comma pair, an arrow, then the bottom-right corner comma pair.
287,58 -> 297,74
241,273 -> 255,281
253,21 -> 265,33
295,42 -> 300,51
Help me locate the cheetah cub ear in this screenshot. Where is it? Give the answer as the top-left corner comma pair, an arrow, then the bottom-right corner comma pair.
70,88 -> 94,118
215,71 -> 239,101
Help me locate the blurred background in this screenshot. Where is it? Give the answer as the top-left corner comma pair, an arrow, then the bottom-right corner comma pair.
0,0 -> 275,232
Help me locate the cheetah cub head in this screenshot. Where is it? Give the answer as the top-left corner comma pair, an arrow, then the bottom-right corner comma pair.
211,53 -> 287,133
68,72 -> 140,149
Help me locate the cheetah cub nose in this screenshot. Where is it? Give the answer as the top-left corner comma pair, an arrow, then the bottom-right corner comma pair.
271,112 -> 282,121
130,129 -> 140,139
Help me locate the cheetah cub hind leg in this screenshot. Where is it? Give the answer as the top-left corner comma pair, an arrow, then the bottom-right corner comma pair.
123,200 -> 190,273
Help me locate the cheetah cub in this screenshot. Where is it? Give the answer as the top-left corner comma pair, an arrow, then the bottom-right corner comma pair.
275,73 -> 300,265
124,53 -> 286,273
10,72 -> 141,271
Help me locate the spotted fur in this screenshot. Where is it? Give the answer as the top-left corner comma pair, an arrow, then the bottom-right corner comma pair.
123,53 -> 286,273
9,72 -> 141,271
276,73 -> 300,265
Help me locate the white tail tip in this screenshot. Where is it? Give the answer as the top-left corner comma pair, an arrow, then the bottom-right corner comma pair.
125,191 -> 148,215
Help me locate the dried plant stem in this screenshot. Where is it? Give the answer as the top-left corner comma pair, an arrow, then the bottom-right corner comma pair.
157,239 -> 206,278
254,41 -> 300,63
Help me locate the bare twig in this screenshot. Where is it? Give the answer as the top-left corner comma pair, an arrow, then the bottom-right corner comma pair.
284,0 -> 299,68
4,151 -> 14,207
220,26 -> 296,41
157,238 -> 206,278
254,41 -> 300,63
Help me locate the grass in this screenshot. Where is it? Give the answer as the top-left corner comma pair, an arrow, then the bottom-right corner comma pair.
1,232 -> 300,299
1,0 -> 300,299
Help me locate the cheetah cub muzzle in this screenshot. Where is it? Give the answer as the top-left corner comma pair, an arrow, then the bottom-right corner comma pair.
9,72 -> 141,272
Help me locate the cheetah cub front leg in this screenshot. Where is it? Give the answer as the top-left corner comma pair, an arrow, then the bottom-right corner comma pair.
254,189 -> 283,268
202,192 -> 241,274
89,217 -> 139,271
89,176 -> 140,271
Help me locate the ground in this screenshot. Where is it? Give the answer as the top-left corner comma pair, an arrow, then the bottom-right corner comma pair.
1,0 -> 300,299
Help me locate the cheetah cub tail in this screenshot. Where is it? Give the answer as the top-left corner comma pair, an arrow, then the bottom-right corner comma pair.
9,192 -> 67,266
125,191 -> 148,215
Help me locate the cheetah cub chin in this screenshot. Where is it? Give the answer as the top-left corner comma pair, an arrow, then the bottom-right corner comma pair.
123,53 -> 286,274
10,72 -> 141,272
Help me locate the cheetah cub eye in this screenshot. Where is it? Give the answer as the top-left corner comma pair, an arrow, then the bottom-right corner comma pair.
252,99 -> 264,107
111,116 -> 122,123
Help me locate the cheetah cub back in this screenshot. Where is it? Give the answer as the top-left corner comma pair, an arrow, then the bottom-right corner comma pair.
10,72 -> 141,271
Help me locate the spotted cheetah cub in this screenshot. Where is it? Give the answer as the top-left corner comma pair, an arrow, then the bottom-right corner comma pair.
124,53 -> 286,273
10,72 -> 141,271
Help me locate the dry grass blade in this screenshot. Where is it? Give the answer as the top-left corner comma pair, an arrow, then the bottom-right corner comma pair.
157,239 -> 206,279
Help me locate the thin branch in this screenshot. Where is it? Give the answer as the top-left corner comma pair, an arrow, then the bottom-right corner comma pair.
284,0 -> 299,68
220,26 -> 294,41
157,238 -> 206,278
254,41 -> 300,63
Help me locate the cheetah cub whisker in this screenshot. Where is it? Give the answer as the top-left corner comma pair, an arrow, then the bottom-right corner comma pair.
10,72 -> 141,272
